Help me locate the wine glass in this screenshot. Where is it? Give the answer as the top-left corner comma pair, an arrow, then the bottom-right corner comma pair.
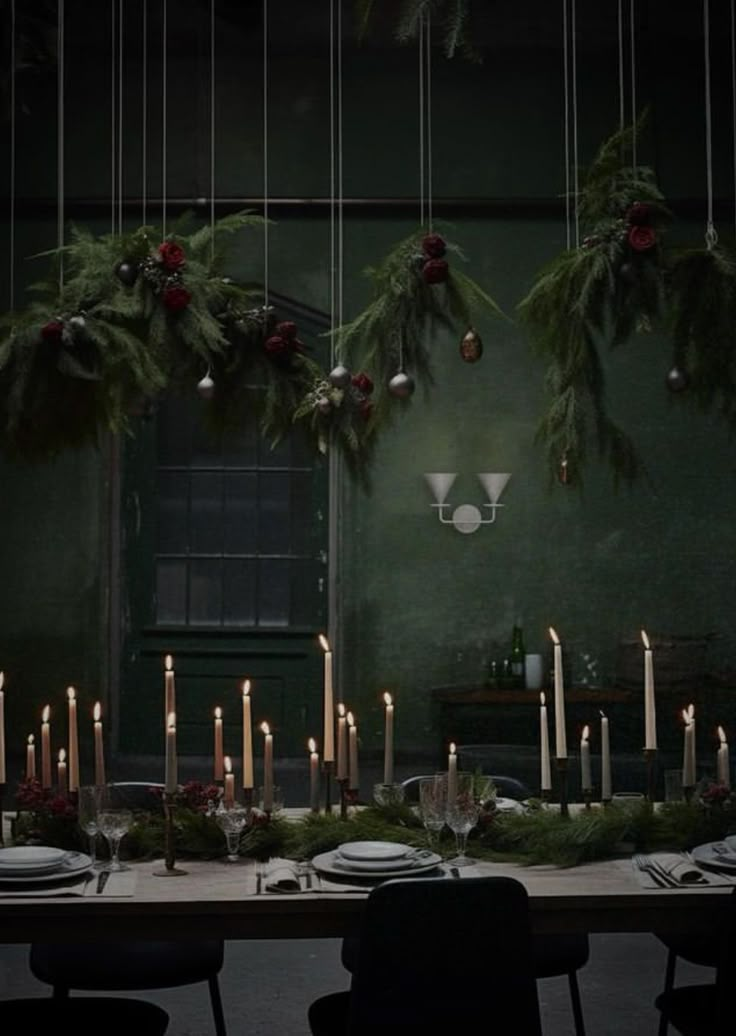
418,775 -> 447,850
77,785 -> 103,868
446,772 -> 480,867
212,804 -> 249,862
97,786 -> 133,872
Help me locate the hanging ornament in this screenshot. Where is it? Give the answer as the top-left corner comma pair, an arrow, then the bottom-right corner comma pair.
41,320 -> 64,343
558,452 -> 571,486
115,260 -> 139,287
316,396 -> 332,415
665,366 -> 689,393
69,314 -> 86,333
459,327 -> 483,363
328,364 -> 351,388
197,370 -> 215,399
388,370 -> 415,398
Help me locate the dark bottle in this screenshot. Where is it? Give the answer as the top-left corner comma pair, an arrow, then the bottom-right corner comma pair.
510,621 -> 525,689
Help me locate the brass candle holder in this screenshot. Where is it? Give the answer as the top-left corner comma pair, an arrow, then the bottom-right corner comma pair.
153,791 -> 187,877
322,759 -> 334,813
643,748 -> 658,804
555,756 -> 569,817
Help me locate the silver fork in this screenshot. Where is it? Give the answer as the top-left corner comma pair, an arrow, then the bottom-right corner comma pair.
634,854 -> 676,887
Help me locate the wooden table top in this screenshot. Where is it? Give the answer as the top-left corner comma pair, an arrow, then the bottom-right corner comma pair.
0,856 -> 730,943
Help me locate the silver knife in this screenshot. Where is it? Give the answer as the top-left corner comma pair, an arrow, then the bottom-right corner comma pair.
96,870 -> 110,894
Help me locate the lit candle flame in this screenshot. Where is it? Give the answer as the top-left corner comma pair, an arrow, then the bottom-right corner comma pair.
58,748 -> 66,763
682,705 -> 694,725
261,721 -> 270,736
42,705 -> 50,723
27,734 -> 34,746
641,630 -> 651,650
66,686 -> 76,702
540,692 -> 546,706
318,634 -> 330,653
0,672 -> 4,690
214,706 -> 222,719
242,679 -> 251,697
582,724 -> 590,741
167,711 -> 176,730
599,710 -> 606,719
548,627 -> 560,645
718,725 -> 727,745
165,654 -> 173,672
308,737 -> 317,753
347,712 -> 355,727
383,692 -> 393,707
449,741 -> 456,755
224,755 -> 232,774
93,702 -> 101,722
337,702 -> 346,717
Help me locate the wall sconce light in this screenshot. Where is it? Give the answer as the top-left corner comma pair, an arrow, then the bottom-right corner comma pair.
424,472 -> 511,534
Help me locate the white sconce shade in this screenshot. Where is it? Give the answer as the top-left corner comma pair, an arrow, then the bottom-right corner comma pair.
424,472 -> 512,533
424,472 -> 458,505
477,472 -> 511,504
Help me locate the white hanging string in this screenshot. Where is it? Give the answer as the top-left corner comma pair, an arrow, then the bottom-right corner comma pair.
426,11 -> 433,232
562,0 -> 571,249
703,0 -> 718,249
617,0 -> 625,135
111,0 -> 116,235
262,0 -> 269,308
142,0 -> 147,226
162,0 -> 168,235
329,0 -> 336,352
571,0 -> 579,247
731,0 -> 736,239
9,0 -> 15,310
210,0 -> 216,264
418,12 -> 425,228
630,0 -> 637,170
118,0 -> 124,236
57,0 -> 65,287
337,0 -> 344,330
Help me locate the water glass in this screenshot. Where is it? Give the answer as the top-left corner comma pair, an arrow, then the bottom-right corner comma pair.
77,785 -> 103,868
97,786 -> 133,872
213,805 -> 249,862
419,775 -> 447,850
446,772 -> 480,867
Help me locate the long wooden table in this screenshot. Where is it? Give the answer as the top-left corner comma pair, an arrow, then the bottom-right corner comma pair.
0,857 -> 731,943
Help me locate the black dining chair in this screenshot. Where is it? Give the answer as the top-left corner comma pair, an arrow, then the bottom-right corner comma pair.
0,996 -> 169,1034
309,875 -> 543,1035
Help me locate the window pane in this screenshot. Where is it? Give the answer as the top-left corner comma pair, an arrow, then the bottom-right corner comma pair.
189,559 -> 223,626
223,559 -> 257,626
190,472 -> 223,554
289,471 -> 314,556
156,559 -> 187,625
157,395 -> 192,466
290,558 -> 325,627
258,559 -> 290,626
224,473 -> 258,554
222,420 -> 258,468
260,436 -> 292,468
157,472 -> 189,554
258,473 -> 291,554
191,413 -> 223,467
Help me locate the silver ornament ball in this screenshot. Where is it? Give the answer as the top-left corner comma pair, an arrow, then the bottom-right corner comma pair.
666,366 -> 688,393
197,373 -> 215,399
328,364 -> 351,388
316,396 -> 332,414
69,314 -> 86,331
388,371 -> 415,398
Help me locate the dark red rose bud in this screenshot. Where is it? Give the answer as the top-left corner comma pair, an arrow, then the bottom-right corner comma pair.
421,233 -> 447,258
264,334 -> 289,355
275,320 -> 298,340
157,241 -> 186,270
351,372 -> 374,395
628,225 -> 656,252
41,320 -> 64,342
162,286 -> 192,311
422,258 -> 449,284
626,202 -> 651,226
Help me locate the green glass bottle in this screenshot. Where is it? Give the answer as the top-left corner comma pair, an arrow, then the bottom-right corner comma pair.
510,621 -> 525,689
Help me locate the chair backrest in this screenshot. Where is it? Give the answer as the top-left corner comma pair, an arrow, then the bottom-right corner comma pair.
346,876 -> 543,1035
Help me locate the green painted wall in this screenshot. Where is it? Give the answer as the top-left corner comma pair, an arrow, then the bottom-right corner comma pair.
0,1 -> 734,775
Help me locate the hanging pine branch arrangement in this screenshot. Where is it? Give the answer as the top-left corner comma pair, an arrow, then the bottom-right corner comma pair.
328,227 -> 505,426
518,119 -> 670,485
355,0 -> 476,60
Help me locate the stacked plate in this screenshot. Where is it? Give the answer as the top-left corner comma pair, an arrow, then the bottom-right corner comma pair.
0,845 -> 93,886
691,836 -> 736,873
312,840 -> 442,880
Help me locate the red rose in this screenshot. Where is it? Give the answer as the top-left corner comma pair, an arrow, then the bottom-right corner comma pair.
264,334 -> 289,356
422,258 -> 449,284
351,372 -> 374,395
628,225 -> 656,252
275,320 -> 298,340
41,320 -> 64,342
162,286 -> 192,311
421,233 -> 447,258
157,241 -> 186,271
626,202 -> 651,225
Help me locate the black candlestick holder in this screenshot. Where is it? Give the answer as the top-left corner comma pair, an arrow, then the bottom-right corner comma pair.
153,791 -> 187,877
582,788 -> 593,811
556,757 -> 569,817
337,776 -> 349,819
323,760 -> 334,814
243,787 -> 254,814
643,748 -> 658,804
0,783 -> 5,846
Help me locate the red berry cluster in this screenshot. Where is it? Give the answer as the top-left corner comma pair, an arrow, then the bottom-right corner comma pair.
350,371 -> 374,419
420,234 -> 449,284
264,320 -> 306,361
624,202 -> 657,253
140,240 -> 193,312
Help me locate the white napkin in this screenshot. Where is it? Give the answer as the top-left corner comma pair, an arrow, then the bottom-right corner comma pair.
0,870 -> 138,898
264,858 -> 302,893
632,853 -> 736,888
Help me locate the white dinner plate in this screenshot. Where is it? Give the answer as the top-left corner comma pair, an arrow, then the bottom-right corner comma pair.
691,840 -> 736,873
494,798 -> 525,815
337,840 -> 414,862
0,846 -> 68,872
334,849 -> 436,872
0,851 -> 92,886
312,849 -> 443,880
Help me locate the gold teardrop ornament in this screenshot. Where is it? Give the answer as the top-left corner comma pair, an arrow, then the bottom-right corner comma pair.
459,327 -> 483,363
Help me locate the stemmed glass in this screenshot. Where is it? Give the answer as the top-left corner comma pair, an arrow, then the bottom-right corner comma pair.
97,786 -> 133,872
77,785 -> 103,869
212,803 -> 249,863
446,772 -> 480,868
418,775 -> 447,850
